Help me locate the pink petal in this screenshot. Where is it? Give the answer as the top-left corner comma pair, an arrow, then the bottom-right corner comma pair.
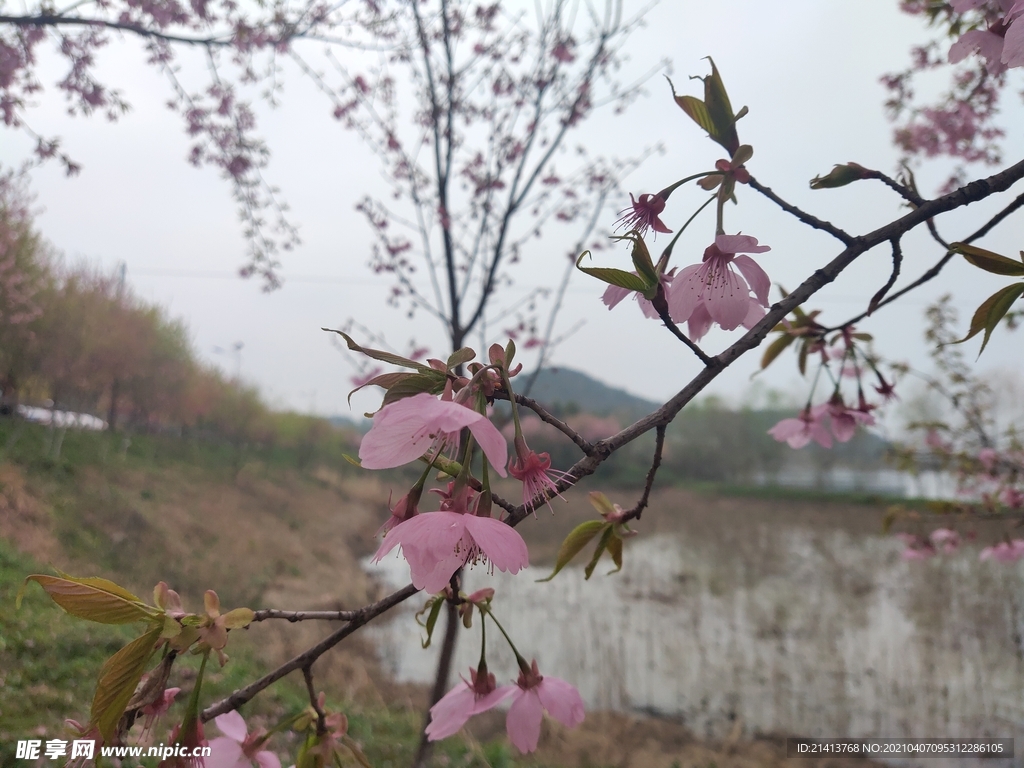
506,689 -> 544,753
741,300 -> 765,329
685,302 -> 714,342
463,515 -> 530,574
732,254 -> 771,307
358,393 -> 450,469
1002,16 -> 1024,67
425,684 -> 477,741
809,421 -> 833,448
949,30 -> 1006,73
715,234 -> 770,255
406,542 -> 469,593
206,738 -> 245,768
768,418 -> 809,447
950,0 -> 986,10
255,751 -> 281,768
666,263 -> 705,323
704,265 -> 750,331
466,418 -> 509,478
373,511 -> 464,564
474,684 -> 516,714
536,678 -> 585,728
601,284 -> 630,309
214,711 -> 248,743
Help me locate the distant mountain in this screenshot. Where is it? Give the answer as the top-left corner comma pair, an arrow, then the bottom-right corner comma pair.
517,367 -> 659,420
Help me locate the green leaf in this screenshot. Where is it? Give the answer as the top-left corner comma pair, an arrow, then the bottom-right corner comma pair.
91,624 -> 162,742
760,333 -> 796,370
576,266 -> 650,293
626,234 -> 659,288
220,607 -> 254,630
21,574 -> 156,624
607,534 -> 623,575
419,598 -> 445,648
322,329 -> 432,371
347,371 -> 415,405
951,243 -> 1024,277
586,491 -> 618,518
584,527 -> 615,580
955,282 -> 1024,355
538,520 -> 608,582
797,339 -> 810,376
673,92 -> 716,138
702,58 -> 741,154
447,347 -> 476,368
809,163 -> 870,190
380,371 -> 447,406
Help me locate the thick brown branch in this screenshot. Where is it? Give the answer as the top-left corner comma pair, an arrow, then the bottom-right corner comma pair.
201,584 -> 419,721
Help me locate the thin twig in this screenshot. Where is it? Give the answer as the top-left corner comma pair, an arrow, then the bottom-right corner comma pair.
746,176 -> 855,245
201,584 -> 419,721
493,392 -> 596,456
865,169 -> 926,206
301,665 -> 327,736
867,238 -> 903,315
251,609 -> 358,623
621,424 -> 665,523
826,190 -> 1024,331
652,296 -> 717,366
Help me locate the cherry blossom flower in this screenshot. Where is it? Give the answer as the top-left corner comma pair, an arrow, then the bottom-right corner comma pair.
359,392 -> 508,477
505,660 -> 585,753
827,398 -> 876,443
373,511 -> 529,593
768,404 -> 832,449
508,436 -> 572,513
207,711 -> 280,768
425,666 -> 515,741
613,193 -> 671,237
979,538 -> 1024,562
668,234 -> 771,340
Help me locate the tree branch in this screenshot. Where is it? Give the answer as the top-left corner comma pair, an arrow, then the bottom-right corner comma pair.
746,176 -> 855,245
200,584 -> 419,721
503,158 -> 1024,526
251,609 -> 358,622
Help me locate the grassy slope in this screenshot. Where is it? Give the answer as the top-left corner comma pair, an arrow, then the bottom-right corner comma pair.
0,421 -> 527,768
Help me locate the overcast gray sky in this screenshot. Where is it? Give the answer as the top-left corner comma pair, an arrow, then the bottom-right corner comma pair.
3,0 -> 1023,419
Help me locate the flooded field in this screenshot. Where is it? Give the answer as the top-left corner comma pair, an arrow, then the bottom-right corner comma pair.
365,488 -> 1024,752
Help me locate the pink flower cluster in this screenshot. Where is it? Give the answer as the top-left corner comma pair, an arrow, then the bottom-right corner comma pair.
768,398 -> 876,449
360,392 -> 529,592
427,661 -> 585,753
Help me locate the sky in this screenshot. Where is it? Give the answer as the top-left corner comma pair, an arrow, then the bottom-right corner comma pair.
3,0 -> 1023,421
